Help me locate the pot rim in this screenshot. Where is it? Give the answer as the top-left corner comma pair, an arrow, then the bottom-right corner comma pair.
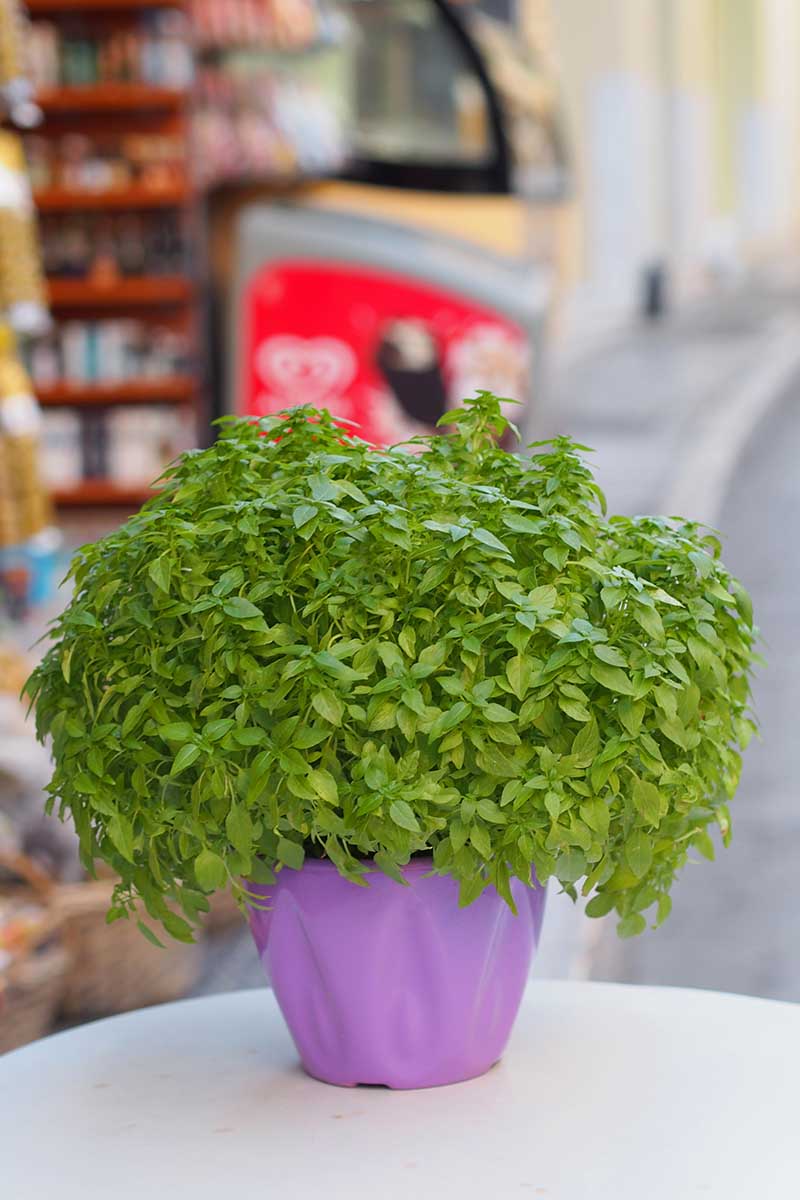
256,857 -> 544,889
279,855 -> 435,874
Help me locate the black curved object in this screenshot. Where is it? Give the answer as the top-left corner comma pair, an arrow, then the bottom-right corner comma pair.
345,0 -> 512,195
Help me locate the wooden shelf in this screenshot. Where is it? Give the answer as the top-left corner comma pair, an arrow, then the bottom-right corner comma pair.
37,85 -> 185,115
34,183 -> 190,212
52,481 -> 158,507
46,276 -> 192,308
28,0 -> 184,11
36,378 -> 194,408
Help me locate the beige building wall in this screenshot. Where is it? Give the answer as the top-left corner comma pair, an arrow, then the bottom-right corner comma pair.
550,0 -> 800,340
662,0 -> 717,294
551,0 -> 669,341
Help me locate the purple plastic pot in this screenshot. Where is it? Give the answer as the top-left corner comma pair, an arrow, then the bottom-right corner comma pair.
247,858 -> 546,1089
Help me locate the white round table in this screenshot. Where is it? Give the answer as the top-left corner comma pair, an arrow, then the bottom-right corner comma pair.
2,981 -> 797,1198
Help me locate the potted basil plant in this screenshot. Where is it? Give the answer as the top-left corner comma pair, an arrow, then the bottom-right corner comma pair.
27,393 -> 757,1089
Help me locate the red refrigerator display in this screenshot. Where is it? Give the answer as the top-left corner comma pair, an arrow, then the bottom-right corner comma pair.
234,205 -> 549,444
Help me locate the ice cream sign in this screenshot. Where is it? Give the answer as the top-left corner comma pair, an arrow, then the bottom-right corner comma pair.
241,260 -> 530,445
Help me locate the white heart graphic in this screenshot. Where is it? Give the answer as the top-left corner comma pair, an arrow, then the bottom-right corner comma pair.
255,336 -> 357,408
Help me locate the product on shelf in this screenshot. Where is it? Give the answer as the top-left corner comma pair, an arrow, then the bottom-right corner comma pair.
106,403 -> 193,483
189,0 -> 350,186
192,0 -> 337,52
37,408 -> 81,487
39,211 -> 185,279
193,61 -> 348,185
40,403 -> 194,490
26,11 -> 194,91
26,318 -> 191,385
25,131 -> 186,194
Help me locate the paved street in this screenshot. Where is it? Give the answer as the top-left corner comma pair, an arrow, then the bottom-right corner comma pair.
589,368 -> 800,1000
546,275 -> 800,1000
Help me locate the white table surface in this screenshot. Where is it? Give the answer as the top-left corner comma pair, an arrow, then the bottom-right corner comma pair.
2,981 -> 798,1199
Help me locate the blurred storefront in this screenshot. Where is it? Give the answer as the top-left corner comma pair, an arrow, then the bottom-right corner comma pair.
229,0 -> 566,443
0,0 -> 572,634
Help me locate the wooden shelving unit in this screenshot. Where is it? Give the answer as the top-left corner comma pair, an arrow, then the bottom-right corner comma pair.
28,0 -> 201,509
46,276 -> 193,309
37,84 -> 185,115
34,183 -> 190,212
52,481 -> 159,507
36,378 -> 194,407
27,0 -> 184,12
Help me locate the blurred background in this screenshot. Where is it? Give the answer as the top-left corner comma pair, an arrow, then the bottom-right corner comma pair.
1,0 -> 797,1051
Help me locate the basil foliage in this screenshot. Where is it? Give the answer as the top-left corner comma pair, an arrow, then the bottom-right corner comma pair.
27,394 -> 757,941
